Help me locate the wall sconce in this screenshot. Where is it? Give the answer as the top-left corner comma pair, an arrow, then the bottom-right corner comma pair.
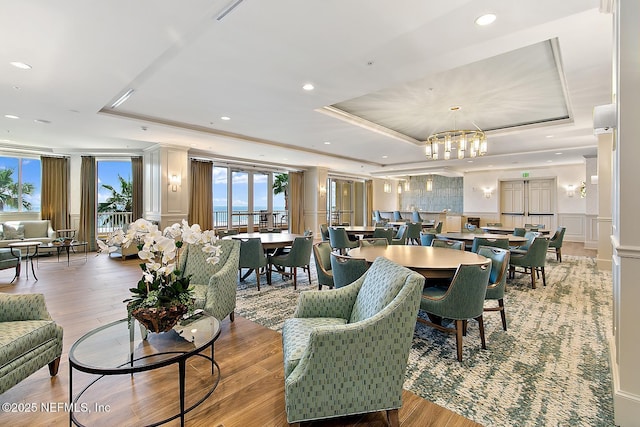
397,182 -> 403,194
383,181 -> 391,193
483,188 -> 493,198
566,184 -> 575,197
319,184 -> 327,198
426,176 -> 433,192
404,178 -> 410,192
169,174 -> 180,192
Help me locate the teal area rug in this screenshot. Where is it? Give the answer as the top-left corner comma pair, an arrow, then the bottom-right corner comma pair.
235,255 -> 614,426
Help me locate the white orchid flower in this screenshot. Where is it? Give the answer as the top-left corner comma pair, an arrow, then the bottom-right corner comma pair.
142,271 -> 155,283
206,255 -> 221,264
138,249 -> 155,261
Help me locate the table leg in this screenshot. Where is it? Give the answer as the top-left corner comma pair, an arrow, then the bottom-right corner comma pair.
69,365 -> 73,427
30,247 -> 38,281
179,360 -> 186,427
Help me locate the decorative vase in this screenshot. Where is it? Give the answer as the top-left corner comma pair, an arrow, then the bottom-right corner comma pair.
130,304 -> 188,333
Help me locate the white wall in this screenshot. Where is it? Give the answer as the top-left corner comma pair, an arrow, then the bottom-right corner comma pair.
372,178 -> 399,211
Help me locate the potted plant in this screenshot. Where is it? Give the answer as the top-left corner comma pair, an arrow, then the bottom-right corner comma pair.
97,218 -> 221,332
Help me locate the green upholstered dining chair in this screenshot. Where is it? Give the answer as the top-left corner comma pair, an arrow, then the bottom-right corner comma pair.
406,222 -> 423,245
509,236 -> 550,289
328,227 -> 358,254
432,221 -> 443,233
216,228 -> 239,238
281,257 -> 424,425
547,226 -> 566,262
330,253 -> 370,288
420,231 -> 436,247
513,227 -> 526,237
268,236 -> 313,290
372,210 -> 383,222
178,239 -> 240,322
359,237 -> 388,247
513,231 -> 540,251
431,238 -> 465,251
391,224 -> 408,245
312,241 -> 334,290
471,236 -> 509,253
393,210 -> 403,221
486,222 -> 502,227
418,259 -> 492,362
412,211 -> 422,223
477,246 -> 510,331
319,223 -> 330,242
238,237 -> 267,291
0,248 -> 21,283
373,227 -> 395,244
259,228 -> 282,233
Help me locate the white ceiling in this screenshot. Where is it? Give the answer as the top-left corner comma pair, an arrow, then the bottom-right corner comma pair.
0,0 -> 613,178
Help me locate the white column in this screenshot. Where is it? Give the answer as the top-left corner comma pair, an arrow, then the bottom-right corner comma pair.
303,167 -> 328,235
597,133 -> 613,270
611,0 -> 640,424
143,145 -> 189,229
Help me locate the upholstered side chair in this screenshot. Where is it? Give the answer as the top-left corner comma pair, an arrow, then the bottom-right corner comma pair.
547,226 -> 566,262
312,241 -> 334,290
509,236 -> 550,289
178,239 -> 240,321
281,257 -> 424,425
477,246 -> 510,330
330,253 -> 369,288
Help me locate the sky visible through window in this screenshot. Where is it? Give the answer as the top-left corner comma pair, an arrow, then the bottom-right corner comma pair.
97,160 -> 131,205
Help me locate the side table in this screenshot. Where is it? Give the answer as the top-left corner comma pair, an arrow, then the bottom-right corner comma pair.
8,241 -> 42,281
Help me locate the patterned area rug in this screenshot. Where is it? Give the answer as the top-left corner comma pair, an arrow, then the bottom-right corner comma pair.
235,255 -> 614,426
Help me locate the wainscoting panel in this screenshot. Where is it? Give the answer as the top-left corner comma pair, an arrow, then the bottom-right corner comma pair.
557,213 -> 585,242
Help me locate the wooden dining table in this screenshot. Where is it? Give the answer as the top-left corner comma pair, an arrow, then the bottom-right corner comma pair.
481,226 -> 550,235
436,232 -> 528,246
339,226 -> 378,238
348,245 -> 488,280
228,232 -> 303,250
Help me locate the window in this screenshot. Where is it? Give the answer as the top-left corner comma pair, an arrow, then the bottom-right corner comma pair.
97,160 -> 132,232
0,156 -> 41,212
213,166 -> 228,228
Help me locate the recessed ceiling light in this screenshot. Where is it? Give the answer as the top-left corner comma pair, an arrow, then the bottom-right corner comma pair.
4,114 -> 19,119
546,135 -> 554,138
34,119 -> 51,124
302,83 -> 315,91
475,13 -> 496,26
10,61 -> 32,70
323,141 -> 331,145
467,160 -> 474,163
382,155 -> 388,159
220,116 -> 231,121
547,160 -> 553,163
555,152 -> 563,155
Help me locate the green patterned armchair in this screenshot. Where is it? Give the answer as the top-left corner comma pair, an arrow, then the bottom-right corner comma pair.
281,257 -> 424,425
178,239 -> 240,322
0,293 -> 63,394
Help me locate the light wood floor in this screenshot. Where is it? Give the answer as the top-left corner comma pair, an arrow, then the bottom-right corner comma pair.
0,251 -> 482,427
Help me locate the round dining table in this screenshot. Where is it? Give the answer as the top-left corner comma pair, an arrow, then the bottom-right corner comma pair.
228,232 -> 302,250
481,226 -> 550,235
436,232 -> 528,246
348,245 -> 488,280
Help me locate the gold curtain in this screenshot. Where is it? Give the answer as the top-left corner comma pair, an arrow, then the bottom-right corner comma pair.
288,171 -> 304,234
188,159 -> 213,230
131,156 -> 143,221
365,179 -> 373,226
78,156 -> 97,251
40,156 -> 70,232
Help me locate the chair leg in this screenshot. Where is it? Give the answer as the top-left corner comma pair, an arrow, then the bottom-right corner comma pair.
541,266 -> 546,287
230,311 -> 235,322
476,315 -> 486,350
530,268 -> 536,289
48,357 -> 61,376
499,299 -> 507,331
293,267 -> 297,290
387,408 -> 400,427
557,248 -> 562,262
256,271 -> 261,291
455,319 -> 464,362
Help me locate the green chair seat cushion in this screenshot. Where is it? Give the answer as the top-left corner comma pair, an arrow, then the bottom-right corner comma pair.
282,317 -> 347,377
421,286 -> 448,299
0,320 -> 61,366
189,284 -> 207,309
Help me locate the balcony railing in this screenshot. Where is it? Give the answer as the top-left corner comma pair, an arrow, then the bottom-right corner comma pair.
97,210 -> 289,235
97,211 -> 133,235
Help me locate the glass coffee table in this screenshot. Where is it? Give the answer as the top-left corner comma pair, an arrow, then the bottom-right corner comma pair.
69,311 -> 221,426
39,240 -> 88,266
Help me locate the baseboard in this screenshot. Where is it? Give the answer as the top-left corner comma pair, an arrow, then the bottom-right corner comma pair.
610,338 -> 640,426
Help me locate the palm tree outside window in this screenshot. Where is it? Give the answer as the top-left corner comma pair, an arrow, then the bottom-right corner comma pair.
0,156 -> 40,212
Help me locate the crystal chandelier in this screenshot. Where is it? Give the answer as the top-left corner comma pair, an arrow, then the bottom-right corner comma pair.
425,106 -> 487,160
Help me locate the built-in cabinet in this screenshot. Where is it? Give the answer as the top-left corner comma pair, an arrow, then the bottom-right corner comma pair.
500,178 -> 556,229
